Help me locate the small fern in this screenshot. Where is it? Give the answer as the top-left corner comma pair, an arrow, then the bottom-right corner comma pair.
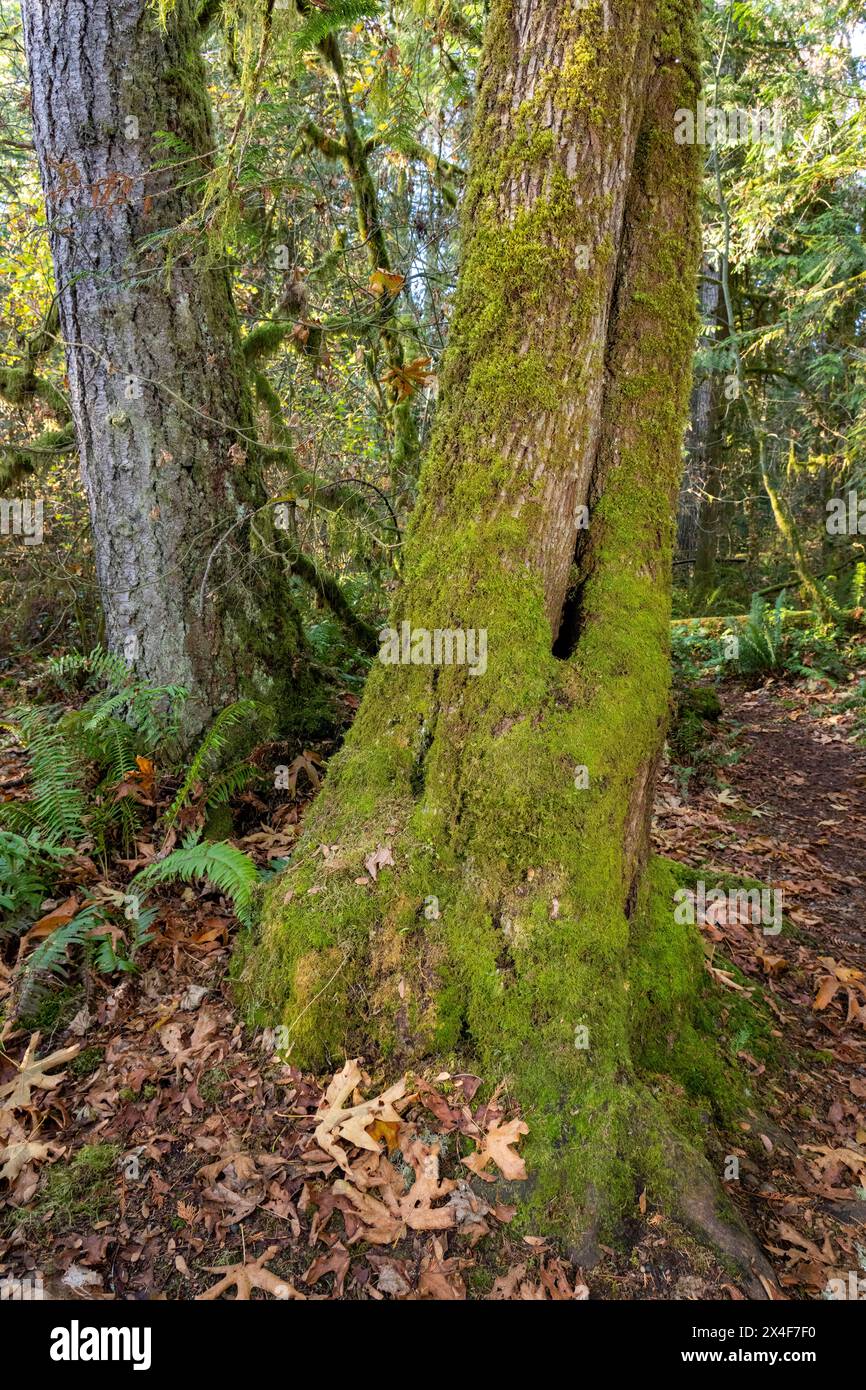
292,0 -> 380,53
45,646 -> 132,694
204,762 -> 257,808
2,706 -> 87,844
737,591 -> 787,675
14,900 -> 157,1017
130,842 -> 260,926
44,646 -> 187,751
0,830 -> 73,933
87,715 -> 143,857
164,698 -> 258,829
91,907 -> 157,974
2,651 -> 189,863
14,903 -> 109,1018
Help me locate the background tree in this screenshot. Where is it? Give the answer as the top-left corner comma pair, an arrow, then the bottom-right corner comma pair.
676,0 -> 866,613
20,0 -> 312,744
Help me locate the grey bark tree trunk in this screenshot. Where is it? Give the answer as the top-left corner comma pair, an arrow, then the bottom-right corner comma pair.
22,0 -> 304,743
677,259 -> 720,563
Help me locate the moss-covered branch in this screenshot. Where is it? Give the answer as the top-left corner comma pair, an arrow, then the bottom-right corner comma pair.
363,132 -> 464,206
304,23 -> 420,474
197,0 -> 223,32
761,457 -> 834,622
0,367 -> 69,421
0,424 -> 77,488
0,301 -> 70,424
0,301 -> 74,484
299,119 -> 348,162
287,548 -> 379,652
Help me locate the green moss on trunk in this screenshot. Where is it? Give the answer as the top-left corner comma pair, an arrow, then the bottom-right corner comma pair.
234,0 -> 758,1255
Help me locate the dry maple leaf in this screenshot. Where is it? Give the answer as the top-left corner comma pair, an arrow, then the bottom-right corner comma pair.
398,1138 -> 457,1230
812,957 -> 866,1020
363,844 -> 395,881
282,751 -> 323,795
416,1240 -> 467,1299
368,268 -> 405,296
463,1117 -> 529,1182
331,1179 -> 406,1244
804,1143 -> 866,1182
381,356 -> 434,401
0,1138 -> 63,1184
20,894 -> 79,948
197,1245 -> 305,1300
0,1034 -> 80,1110
313,1058 -> 406,1174
303,1244 -> 350,1296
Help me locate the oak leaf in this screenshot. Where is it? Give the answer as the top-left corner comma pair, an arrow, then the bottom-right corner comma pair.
462,1117 -> 529,1182
197,1246 -> 305,1300
0,1034 -> 80,1110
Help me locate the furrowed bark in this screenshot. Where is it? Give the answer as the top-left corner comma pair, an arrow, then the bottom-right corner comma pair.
22,0 -> 307,745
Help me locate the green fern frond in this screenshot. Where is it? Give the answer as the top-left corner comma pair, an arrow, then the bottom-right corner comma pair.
88,717 -> 143,856
130,842 -> 259,926
164,699 -> 258,829
45,646 -> 132,695
43,647 -> 187,755
0,800 -> 44,834
0,830 -> 73,934
14,904 -> 109,1017
4,706 -> 87,844
292,0 -> 380,53
92,907 -> 157,973
205,762 -> 257,809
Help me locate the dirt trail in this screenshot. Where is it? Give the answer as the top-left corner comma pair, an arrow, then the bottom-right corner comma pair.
725,686 -> 866,963
655,676 -> 866,1298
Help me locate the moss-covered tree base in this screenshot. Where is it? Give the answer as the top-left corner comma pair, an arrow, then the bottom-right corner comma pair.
235,0 -> 775,1290
236,843 -> 773,1289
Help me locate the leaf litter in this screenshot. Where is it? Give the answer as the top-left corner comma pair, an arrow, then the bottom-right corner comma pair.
3,671 -> 865,1298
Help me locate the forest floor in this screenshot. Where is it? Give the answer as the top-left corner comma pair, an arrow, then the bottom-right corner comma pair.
1,661 -> 865,1301
654,672 -> 866,1300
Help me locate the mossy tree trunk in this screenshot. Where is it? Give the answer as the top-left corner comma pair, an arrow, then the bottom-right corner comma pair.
22,0 -> 306,745
240,0 -> 766,1268
761,454 -> 834,623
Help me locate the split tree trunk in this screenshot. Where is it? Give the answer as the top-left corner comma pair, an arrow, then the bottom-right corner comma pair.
22,0 -> 304,743
240,0 -> 768,1272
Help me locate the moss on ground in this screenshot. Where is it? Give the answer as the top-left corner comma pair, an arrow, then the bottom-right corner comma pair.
10,1143 -> 120,1234
69,1046 -> 104,1079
